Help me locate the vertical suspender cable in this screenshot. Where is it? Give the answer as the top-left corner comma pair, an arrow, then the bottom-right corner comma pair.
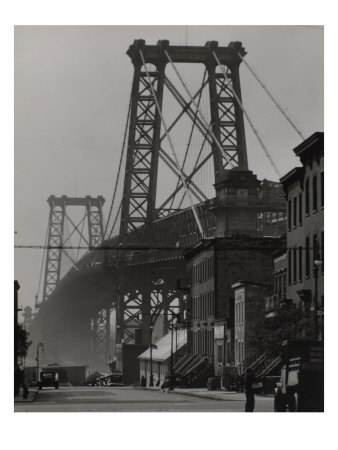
237,53 -> 305,140
213,51 -> 282,179
139,50 -> 204,238
164,50 -> 235,170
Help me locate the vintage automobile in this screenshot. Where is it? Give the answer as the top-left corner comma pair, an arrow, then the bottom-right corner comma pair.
274,340 -> 324,412
38,371 -> 60,390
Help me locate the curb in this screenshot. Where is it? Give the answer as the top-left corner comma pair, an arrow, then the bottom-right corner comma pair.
135,386 -> 242,402
14,388 -> 39,403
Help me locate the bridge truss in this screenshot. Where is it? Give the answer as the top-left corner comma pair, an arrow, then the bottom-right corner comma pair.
33,41 -> 288,371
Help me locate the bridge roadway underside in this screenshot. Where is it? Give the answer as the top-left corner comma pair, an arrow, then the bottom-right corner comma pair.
33,253 -> 187,367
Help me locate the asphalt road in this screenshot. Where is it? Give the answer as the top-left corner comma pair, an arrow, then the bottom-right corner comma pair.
14,386 -> 273,412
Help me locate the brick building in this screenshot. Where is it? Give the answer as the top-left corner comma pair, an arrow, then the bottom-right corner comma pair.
280,132 -> 324,340
184,168 -> 284,375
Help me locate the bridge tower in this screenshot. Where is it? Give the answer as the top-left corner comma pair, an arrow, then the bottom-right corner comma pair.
116,40 -> 249,355
120,39 -> 248,239
39,195 -> 105,306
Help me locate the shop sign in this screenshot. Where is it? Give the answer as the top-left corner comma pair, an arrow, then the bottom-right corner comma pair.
214,324 -> 224,338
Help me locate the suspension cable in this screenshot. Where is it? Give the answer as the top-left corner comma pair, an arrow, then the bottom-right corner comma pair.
237,52 -> 305,140
108,201 -> 122,239
35,221 -> 49,304
169,68 -> 207,210
139,49 -> 204,238
103,88 -> 132,240
213,51 -> 281,179
164,50 -> 235,170
75,210 -> 87,261
178,129 -> 210,209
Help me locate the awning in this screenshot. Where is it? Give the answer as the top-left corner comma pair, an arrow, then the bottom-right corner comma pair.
138,328 -> 187,362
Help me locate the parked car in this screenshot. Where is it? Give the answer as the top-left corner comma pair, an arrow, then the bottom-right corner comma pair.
38,371 -> 59,390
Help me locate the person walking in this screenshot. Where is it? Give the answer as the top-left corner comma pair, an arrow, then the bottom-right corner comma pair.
244,368 -> 256,412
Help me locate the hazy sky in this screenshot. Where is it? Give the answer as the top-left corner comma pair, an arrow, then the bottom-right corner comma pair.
14,25 -> 324,310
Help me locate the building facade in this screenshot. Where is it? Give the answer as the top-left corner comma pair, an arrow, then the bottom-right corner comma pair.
183,168 -> 285,376
232,281 -> 272,366
186,236 -> 282,372
280,132 -> 324,340
265,250 -> 288,317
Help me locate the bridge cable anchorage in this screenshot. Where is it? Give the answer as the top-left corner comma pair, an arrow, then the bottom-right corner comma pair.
237,52 -> 305,140
103,85 -> 132,240
164,50 -> 236,170
139,49 -> 204,238
212,51 -> 282,179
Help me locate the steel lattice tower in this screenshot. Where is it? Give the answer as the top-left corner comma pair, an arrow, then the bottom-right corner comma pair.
119,39 -> 248,239
40,195 -> 105,305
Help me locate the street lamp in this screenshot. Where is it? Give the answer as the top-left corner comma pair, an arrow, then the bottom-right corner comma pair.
149,324 -> 154,387
36,342 -> 44,385
313,259 -> 322,341
313,235 -> 323,341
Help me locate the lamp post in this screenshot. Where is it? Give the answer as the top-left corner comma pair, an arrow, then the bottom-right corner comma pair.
36,342 -> 44,385
149,324 -> 154,387
313,236 -> 322,341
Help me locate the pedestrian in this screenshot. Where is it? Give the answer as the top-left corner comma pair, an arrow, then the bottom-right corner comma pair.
244,368 -> 256,412
169,373 -> 175,391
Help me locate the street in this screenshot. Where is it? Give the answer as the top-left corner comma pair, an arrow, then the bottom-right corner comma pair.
14,386 -> 274,412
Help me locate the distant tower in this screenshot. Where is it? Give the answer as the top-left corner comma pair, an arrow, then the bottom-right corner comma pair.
39,195 -> 105,306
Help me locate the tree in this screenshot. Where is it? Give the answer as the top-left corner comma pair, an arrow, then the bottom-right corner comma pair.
16,323 -> 32,359
247,306 -> 314,354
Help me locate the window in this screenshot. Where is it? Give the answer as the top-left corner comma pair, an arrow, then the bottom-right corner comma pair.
293,197 -> 297,228
298,246 -> 303,282
321,172 -> 324,207
288,200 -> 292,229
288,249 -> 292,285
299,193 -> 303,225
313,234 -> 318,269
321,231 -> 324,273
305,178 -> 310,214
274,274 -> 277,296
313,175 -> 318,211
282,273 -> 286,298
305,237 -> 310,277
293,248 -> 297,283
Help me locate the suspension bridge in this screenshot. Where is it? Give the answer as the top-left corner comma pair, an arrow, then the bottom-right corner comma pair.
25,39 -> 298,379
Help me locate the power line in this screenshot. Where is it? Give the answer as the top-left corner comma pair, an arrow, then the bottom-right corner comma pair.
15,244 -> 321,252
238,53 -> 305,140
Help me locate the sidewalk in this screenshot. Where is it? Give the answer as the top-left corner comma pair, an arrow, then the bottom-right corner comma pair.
137,385 -> 249,400
153,386 -> 246,401
14,387 -> 39,403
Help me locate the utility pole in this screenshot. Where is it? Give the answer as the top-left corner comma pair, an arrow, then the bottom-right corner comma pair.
14,281 -> 21,396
